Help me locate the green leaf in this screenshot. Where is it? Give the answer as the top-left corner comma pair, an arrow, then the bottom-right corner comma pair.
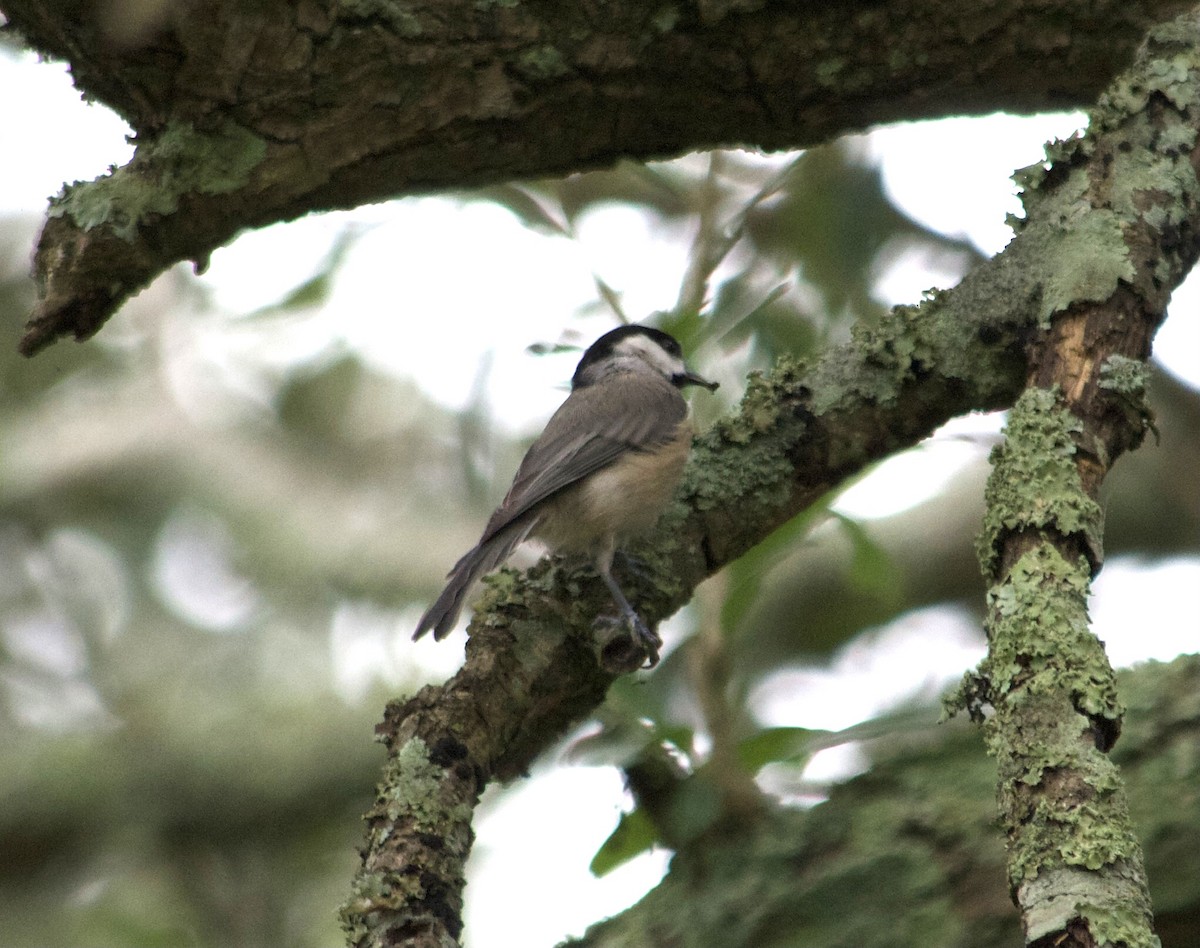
590,807 -> 658,877
245,226 -> 365,318
833,512 -> 901,603
737,726 -> 823,772
525,341 -> 579,356
736,708 -> 942,776
274,271 -> 332,311
720,495 -> 833,636
655,723 -> 697,758
810,706 -> 939,749
558,161 -> 690,222
563,717 -> 656,769
465,183 -> 570,236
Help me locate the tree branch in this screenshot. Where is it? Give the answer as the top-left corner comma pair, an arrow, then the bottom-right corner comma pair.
2,0 -> 1193,353
340,8 -> 1200,944
949,13 -> 1200,946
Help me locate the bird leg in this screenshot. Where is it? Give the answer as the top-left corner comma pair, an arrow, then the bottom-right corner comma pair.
614,549 -> 651,581
597,567 -> 662,669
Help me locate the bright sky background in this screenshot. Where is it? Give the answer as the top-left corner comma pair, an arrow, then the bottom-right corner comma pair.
3,47 -> 1198,948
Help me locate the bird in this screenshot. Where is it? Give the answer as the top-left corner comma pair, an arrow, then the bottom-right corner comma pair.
412,324 -> 718,667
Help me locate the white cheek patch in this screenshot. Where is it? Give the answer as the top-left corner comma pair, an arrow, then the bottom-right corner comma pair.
613,334 -> 686,378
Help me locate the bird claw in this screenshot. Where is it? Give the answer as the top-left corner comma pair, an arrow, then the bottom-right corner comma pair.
594,614 -> 661,672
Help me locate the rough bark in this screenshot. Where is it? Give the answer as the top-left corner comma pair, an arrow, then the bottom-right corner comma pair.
0,0 -> 1193,353
948,14 -> 1200,946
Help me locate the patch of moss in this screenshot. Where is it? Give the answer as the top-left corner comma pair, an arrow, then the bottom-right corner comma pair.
49,119 -> 267,240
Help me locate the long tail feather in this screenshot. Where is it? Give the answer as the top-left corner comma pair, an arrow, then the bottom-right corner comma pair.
412,520 -> 533,641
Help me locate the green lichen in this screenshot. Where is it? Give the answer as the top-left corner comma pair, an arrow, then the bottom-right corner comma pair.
1098,356 -> 1150,397
692,358 -> 806,517
575,805 -> 966,948
340,0 -> 424,35
340,866 -> 416,939
1010,11 -> 1200,330
861,302 -> 936,382
1101,16 -> 1200,118
972,546 -> 1131,901
1046,131 -> 1088,167
476,566 -> 525,613
377,736 -> 472,830
49,118 -> 267,240
688,431 -> 793,517
806,303 -> 932,415
718,358 -> 805,442
817,280 -> 1011,418
1013,130 -> 1089,200
1057,799 -> 1141,870
1155,118 -> 1199,154
1038,210 -> 1135,324
482,572 -> 571,668
650,5 -> 681,32
516,45 -> 570,80
971,546 -> 1122,730
1012,159 -> 1049,197
340,735 -> 473,940
1107,130 -> 1200,232
976,388 -> 1103,577
1083,901 -> 1162,948
1089,18 -> 1200,169
814,56 -> 846,87
956,382 -> 1149,943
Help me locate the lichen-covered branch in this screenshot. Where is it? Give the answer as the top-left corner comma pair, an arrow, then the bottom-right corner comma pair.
949,13 -> 1200,947
3,0 -> 1194,353
18,118 -> 275,354
960,392 -> 1151,946
342,10 -> 1200,943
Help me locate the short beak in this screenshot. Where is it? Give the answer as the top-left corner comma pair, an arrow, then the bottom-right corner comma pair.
676,369 -> 719,392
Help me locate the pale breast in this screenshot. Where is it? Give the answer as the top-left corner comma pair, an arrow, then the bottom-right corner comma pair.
533,419 -> 693,554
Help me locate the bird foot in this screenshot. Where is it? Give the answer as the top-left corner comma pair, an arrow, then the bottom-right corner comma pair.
594,614 -> 661,672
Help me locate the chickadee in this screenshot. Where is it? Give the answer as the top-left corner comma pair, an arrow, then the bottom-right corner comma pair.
413,324 -> 718,667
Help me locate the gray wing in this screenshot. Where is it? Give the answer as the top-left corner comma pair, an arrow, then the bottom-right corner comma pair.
479,374 -> 687,544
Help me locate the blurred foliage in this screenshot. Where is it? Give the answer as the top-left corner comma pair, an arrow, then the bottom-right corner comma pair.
570,656 -> 1200,948
1,129 -> 1197,948
584,706 -> 940,877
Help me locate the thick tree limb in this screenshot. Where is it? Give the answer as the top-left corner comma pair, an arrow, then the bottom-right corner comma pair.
1,0 -> 1194,353
950,14 -> 1200,947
